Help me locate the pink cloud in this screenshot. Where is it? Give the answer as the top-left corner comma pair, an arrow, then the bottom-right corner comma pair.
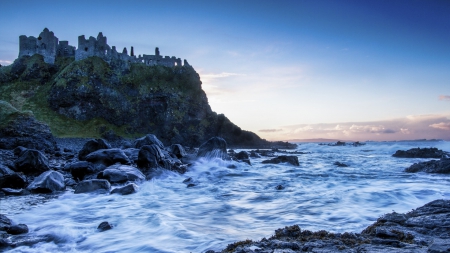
429,122 -> 450,131
439,95 -> 450,101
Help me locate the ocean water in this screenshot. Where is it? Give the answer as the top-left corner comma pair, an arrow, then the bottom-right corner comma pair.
2,141 -> 450,252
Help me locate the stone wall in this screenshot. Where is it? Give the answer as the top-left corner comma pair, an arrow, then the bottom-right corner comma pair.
18,28 -> 190,67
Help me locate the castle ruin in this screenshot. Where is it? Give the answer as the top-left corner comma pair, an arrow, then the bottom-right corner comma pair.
18,28 -> 190,67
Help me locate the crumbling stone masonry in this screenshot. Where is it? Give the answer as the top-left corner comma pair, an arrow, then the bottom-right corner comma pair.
18,28 -> 190,67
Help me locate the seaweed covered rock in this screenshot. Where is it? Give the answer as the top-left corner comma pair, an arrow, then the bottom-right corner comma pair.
405,158 -> 450,173
393,147 -> 448,158
0,100 -> 56,152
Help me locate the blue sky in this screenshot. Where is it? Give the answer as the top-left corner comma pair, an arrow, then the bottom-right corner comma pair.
1,0 -> 449,141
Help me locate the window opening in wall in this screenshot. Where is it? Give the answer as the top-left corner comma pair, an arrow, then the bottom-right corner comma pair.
85,47 -> 88,52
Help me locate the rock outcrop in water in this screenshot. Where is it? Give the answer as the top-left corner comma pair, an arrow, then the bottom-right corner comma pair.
393,147 -> 449,158
220,199 -> 450,253
405,158 -> 450,174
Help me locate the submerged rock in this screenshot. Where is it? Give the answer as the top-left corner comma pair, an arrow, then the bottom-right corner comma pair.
27,170 -> 65,193
14,149 -> 49,175
78,139 -> 111,160
197,137 -> 228,159
7,224 -> 28,235
97,221 -> 113,232
393,147 -> 448,158
262,155 -> 299,166
110,183 -> 138,195
74,179 -> 111,194
334,161 -> 349,167
100,164 -> 145,183
405,158 -> 450,173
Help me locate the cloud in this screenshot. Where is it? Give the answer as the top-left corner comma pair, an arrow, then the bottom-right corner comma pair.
348,124 -> 396,134
439,95 -> 450,101
0,60 -> 12,65
201,72 -> 244,79
429,122 -> 450,131
259,129 -> 283,133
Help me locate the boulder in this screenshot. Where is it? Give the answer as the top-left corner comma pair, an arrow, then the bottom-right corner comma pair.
262,155 -> 299,166
0,215 -> 11,231
393,147 -> 448,158
334,161 -> 349,167
7,224 -> 28,235
0,101 -> 57,152
14,149 -> 49,175
74,179 -> 111,194
64,161 -> 95,181
122,148 -> 139,163
137,144 -> 165,168
27,170 -> 65,193
168,144 -> 187,158
13,146 -> 27,156
0,164 -> 26,189
197,137 -> 228,159
97,221 -> 113,232
78,139 -> 111,160
100,164 -> 145,183
133,134 -> 164,149
85,148 -> 131,166
110,183 -> 138,195
235,151 -> 251,165
405,158 -> 450,173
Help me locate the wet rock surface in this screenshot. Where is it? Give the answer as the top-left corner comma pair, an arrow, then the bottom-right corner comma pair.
405,158 -> 450,174
197,137 -> 228,159
219,199 -> 450,253
393,147 -> 449,158
74,179 -> 111,194
261,155 -> 300,166
26,170 -> 65,193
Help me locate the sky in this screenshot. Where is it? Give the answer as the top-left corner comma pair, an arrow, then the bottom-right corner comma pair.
1,0 -> 449,141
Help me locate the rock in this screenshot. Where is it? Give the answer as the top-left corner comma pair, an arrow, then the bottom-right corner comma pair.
7,224 -> 28,235
334,161 -> 349,167
262,156 -> 299,166
137,144 -> 165,168
275,185 -> 285,190
1,188 -> 25,195
85,148 -> 131,166
0,101 -> 57,152
122,148 -> 139,163
64,161 -> 95,181
393,147 -> 448,158
100,164 -> 145,183
14,149 -> 49,175
133,134 -> 164,149
110,183 -> 138,195
0,215 -> 11,231
97,221 -> 113,232
64,178 -> 77,186
187,183 -> 196,188
27,170 -> 65,193
0,164 -> 26,189
197,137 -> 228,159
74,179 -> 111,194
78,139 -> 111,160
13,146 -> 27,156
234,151 -> 251,165
405,158 -> 450,173
168,144 -> 187,158
249,151 -> 261,158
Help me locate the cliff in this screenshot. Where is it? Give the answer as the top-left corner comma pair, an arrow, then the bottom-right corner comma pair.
0,54 -> 289,148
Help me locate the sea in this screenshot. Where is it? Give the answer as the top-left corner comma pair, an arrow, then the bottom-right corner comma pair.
1,140 -> 450,253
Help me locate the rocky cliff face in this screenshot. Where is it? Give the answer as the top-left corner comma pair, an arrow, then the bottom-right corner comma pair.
0,55 -> 284,148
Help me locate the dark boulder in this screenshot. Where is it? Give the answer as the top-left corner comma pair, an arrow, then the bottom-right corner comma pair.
0,101 -> 57,152
405,158 -> 450,173
78,139 -> 111,160
275,185 -> 285,190
334,161 -> 349,167
393,147 -> 448,158
74,179 -> 111,194
97,221 -> 113,232
262,155 -> 299,166
0,215 -> 11,231
64,161 -> 95,181
235,151 -> 251,165
14,149 -> 49,175
7,224 -> 28,235
197,137 -> 228,159
133,134 -> 164,149
1,188 -> 25,195
169,144 -> 187,158
100,164 -> 145,183
13,146 -> 27,156
137,144 -> 165,168
122,148 -> 140,163
110,183 -> 139,195
27,170 -> 65,193
85,148 -> 131,166
0,164 -> 26,189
